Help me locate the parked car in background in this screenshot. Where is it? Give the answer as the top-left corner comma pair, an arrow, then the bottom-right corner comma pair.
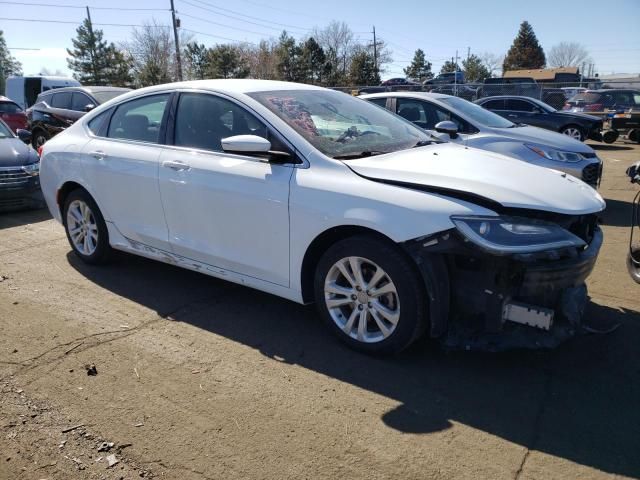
5,75 -> 81,109
0,119 -> 43,211
27,86 -> 131,148
429,84 -> 478,101
561,87 -> 587,100
0,96 -> 28,133
475,96 -> 603,142
424,71 -> 465,86
380,78 -> 422,91
564,89 -> 640,113
40,80 -> 605,353
540,88 -> 567,110
478,77 -> 541,99
361,91 -> 603,187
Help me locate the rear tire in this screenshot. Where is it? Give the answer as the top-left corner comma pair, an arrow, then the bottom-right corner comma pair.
62,189 -> 111,264
627,245 -> 640,284
313,234 -> 428,355
561,125 -> 585,142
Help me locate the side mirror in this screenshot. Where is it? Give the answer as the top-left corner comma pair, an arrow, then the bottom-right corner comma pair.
221,135 -> 271,155
16,129 -> 32,144
84,104 -> 96,112
435,120 -> 459,139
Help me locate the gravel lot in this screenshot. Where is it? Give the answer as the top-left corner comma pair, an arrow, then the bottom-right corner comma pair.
1,141 -> 639,480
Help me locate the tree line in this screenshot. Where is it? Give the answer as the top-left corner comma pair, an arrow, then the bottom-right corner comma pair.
0,20 -> 594,91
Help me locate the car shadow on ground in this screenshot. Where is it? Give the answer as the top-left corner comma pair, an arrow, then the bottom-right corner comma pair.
602,198 -> 636,227
590,143 -> 634,151
67,251 -> 640,478
0,207 -> 51,230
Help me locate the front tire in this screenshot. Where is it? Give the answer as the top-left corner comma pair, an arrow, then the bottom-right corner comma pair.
561,125 -> 585,142
62,189 -> 111,264
628,245 -> 640,284
314,234 -> 428,355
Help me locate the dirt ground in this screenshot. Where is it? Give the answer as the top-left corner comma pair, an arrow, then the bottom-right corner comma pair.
1,141 -> 639,480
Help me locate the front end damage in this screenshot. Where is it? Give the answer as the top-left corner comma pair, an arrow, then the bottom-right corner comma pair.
404,212 -> 608,351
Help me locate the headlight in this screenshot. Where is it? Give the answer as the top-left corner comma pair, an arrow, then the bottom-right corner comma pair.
451,215 -> 586,254
22,162 -> 40,176
524,144 -> 585,163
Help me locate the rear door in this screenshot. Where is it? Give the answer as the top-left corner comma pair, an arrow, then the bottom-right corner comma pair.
82,93 -> 172,250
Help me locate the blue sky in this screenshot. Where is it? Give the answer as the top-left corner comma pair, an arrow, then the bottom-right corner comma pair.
3,0 -> 640,79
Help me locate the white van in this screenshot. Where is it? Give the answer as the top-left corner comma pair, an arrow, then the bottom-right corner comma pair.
5,76 -> 81,109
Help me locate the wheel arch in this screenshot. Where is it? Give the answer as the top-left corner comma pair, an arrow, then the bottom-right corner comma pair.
300,225 -> 400,304
56,181 -> 90,218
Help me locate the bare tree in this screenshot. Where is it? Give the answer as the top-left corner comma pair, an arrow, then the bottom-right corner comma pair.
313,21 -> 354,78
548,42 -> 592,68
480,52 -> 504,77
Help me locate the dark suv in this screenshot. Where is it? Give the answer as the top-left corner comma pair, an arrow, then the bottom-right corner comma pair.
27,86 -> 130,148
563,89 -> 640,113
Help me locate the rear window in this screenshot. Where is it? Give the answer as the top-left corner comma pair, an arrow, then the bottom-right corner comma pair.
0,101 -> 23,113
571,92 -> 603,102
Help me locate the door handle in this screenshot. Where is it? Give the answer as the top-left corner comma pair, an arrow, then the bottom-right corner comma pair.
507,114 -> 517,118
162,160 -> 191,171
88,150 -> 107,160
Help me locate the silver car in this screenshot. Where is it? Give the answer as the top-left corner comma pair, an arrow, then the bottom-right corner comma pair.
360,92 -> 603,187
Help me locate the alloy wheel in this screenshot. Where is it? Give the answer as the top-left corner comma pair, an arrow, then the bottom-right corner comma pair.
324,256 -> 400,343
66,199 -> 99,256
562,127 -> 583,141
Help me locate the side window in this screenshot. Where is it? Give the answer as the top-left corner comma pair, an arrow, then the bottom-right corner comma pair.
505,99 -> 535,112
107,94 -> 169,143
174,93 -> 285,153
87,109 -> 112,136
51,92 -> 72,109
614,92 -> 632,105
634,94 -> 640,106
482,99 -> 505,110
0,102 -> 23,113
71,93 -> 93,112
396,99 -> 429,129
430,103 -> 476,134
367,98 -> 387,109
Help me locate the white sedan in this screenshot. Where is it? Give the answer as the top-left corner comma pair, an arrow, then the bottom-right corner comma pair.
40,80 -> 605,354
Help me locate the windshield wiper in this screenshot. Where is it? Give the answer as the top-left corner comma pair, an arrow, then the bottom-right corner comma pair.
413,140 -> 434,147
333,151 -> 386,160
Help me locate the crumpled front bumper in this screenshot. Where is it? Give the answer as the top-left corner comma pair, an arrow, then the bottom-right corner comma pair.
405,225 -> 604,351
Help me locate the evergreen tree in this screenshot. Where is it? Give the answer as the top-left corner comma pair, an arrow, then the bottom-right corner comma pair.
207,45 -> 249,79
349,49 -> 379,86
502,21 -> 545,72
300,37 -> 326,84
67,19 -> 131,86
462,54 -> 491,82
184,42 -> 210,80
276,31 -> 302,82
0,30 -> 23,94
403,49 -> 432,82
440,60 -> 460,74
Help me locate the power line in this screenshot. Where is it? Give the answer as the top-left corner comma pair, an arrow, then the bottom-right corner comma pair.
183,0 -> 312,32
179,11 -> 279,37
181,27 -> 256,45
0,16 -> 171,27
0,0 -> 169,10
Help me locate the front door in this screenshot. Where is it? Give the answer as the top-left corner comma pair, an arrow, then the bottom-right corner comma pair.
82,93 -> 172,250
158,92 -> 293,287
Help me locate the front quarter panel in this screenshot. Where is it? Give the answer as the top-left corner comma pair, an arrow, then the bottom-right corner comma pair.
288,152 -> 496,294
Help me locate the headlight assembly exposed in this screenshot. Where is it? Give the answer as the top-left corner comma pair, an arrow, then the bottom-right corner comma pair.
524,144 -> 585,163
22,162 -> 40,176
451,215 -> 586,254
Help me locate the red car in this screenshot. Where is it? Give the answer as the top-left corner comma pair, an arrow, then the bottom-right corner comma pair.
0,96 -> 28,133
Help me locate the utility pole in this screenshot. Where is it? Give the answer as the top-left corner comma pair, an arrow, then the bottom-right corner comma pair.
85,7 -> 100,84
170,0 -> 183,81
454,50 -> 459,93
372,26 -> 378,80
466,46 -> 470,63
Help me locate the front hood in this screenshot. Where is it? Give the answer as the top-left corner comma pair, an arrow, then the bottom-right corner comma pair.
347,143 -> 605,216
487,125 -> 594,154
554,111 -> 602,122
0,138 -> 38,167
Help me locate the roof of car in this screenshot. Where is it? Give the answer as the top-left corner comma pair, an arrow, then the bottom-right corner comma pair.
39,86 -> 132,95
0,95 -> 18,103
140,79 -> 327,96
360,91 -> 452,100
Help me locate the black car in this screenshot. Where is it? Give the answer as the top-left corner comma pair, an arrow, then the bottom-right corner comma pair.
0,119 -> 44,211
27,86 -> 131,148
475,96 -> 603,142
379,78 -> 422,91
563,89 -> 640,113
478,77 -> 541,99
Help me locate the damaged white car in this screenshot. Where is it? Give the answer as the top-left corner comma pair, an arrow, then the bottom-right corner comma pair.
39,80 -> 605,354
